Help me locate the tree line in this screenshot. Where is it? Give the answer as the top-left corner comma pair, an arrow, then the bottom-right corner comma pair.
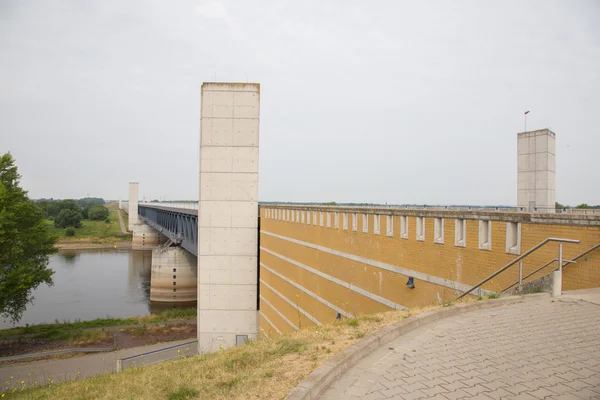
36,198 -> 109,229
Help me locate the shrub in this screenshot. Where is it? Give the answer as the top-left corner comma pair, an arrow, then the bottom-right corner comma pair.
104,218 -> 110,224
88,205 -> 109,221
65,227 -> 75,236
54,209 -> 82,228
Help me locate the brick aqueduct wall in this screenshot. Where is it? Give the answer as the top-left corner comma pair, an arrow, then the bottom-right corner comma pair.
257,205 -> 600,336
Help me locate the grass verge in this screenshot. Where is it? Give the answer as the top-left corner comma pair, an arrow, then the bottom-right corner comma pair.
3,301 -> 475,400
47,208 -> 131,244
0,308 -> 197,340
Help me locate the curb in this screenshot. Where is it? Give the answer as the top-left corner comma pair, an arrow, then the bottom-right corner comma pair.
285,293 -> 551,400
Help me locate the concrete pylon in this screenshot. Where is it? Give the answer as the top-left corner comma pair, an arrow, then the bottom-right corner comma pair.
197,82 -> 260,352
517,129 -> 556,212
128,182 -> 140,230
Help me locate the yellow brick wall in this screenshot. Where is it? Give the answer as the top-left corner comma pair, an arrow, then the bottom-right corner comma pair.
258,207 -> 600,335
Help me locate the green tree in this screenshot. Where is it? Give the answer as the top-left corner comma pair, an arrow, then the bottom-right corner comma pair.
575,203 -> 591,209
54,209 -> 82,228
0,153 -> 56,323
87,205 -> 109,220
555,202 -> 568,210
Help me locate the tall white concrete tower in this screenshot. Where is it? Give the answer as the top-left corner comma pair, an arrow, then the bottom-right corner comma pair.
198,82 -> 260,352
517,129 -> 556,212
128,182 -> 140,230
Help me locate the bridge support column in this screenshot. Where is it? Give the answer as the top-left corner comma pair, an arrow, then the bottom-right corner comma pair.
128,182 -> 140,231
132,223 -> 166,250
197,82 -> 260,352
150,246 -> 197,302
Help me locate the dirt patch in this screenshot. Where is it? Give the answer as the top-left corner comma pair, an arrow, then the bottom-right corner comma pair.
115,324 -> 196,348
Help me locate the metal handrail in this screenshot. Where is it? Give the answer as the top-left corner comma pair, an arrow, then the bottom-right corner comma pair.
500,242 -> 599,293
454,237 -> 580,301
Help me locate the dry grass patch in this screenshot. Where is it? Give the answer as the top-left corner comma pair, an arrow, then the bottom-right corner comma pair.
5,302 -> 470,400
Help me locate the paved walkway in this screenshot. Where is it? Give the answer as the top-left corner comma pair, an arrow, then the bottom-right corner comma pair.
116,209 -> 127,234
0,338 -> 195,389
320,293 -> 600,400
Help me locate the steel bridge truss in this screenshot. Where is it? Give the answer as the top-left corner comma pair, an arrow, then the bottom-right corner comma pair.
138,205 -> 198,256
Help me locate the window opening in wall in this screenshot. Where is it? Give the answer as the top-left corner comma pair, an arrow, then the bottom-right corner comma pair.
343,213 -> 348,230
374,214 -> 380,235
287,210 -> 291,221
416,217 -> 425,241
320,212 -> 324,227
326,212 -> 331,228
386,215 -> 393,237
313,211 -> 317,226
434,218 -> 444,244
479,220 -> 492,250
352,213 -> 358,232
296,210 -> 300,223
401,216 -> 408,239
334,212 -> 339,229
362,214 -> 369,233
506,222 -> 521,255
455,219 -> 466,247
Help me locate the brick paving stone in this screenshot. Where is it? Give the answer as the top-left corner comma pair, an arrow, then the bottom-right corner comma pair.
506,393 -> 539,400
505,384 -> 532,395
570,388 -> 600,400
463,384 -> 491,396
380,385 -> 408,398
546,383 -> 575,395
397,389 -> 427,400
563,378 -> 593,391
317,298 -> 600,400
528,387 -> 558,399
547,394 -> 588,400
485,388 -> 513,400
442,380 -> 468,392
442,389 -> 471,400
425,377 -> 451,389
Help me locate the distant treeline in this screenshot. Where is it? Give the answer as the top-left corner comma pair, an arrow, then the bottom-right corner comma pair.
35,198 -> 109,228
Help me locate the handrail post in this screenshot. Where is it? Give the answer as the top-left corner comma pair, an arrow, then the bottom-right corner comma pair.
552,243 -> 563,297
518,261 -> 523,293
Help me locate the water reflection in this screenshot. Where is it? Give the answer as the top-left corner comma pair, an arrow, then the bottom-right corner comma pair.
0,249 -> 195,329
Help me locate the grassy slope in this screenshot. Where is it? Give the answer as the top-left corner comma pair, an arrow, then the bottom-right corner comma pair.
48,208 -> 131,243
0,308 -> 197,340
3,301 -> 478,400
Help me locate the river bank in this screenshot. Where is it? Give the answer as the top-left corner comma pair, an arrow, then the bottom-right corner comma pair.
0,309 -> 197,362
48,206 -> 132,250
54,240 -> 131,250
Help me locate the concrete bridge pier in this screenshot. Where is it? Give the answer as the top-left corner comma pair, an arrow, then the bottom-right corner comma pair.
150,246 -> 198,302
132,223 -> 167,250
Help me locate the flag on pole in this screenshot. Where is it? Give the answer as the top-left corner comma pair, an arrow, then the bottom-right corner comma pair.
524,111 -> 530,115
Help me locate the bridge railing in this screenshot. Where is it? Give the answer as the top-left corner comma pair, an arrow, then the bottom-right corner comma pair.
116,340 -> 197,372
143,202 -> 198,210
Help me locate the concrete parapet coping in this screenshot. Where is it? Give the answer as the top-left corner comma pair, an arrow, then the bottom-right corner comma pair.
284,293 -> 551,400
261,204 -> 600,226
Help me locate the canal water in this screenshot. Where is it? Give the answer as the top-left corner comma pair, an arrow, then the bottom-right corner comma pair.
0,249 -> 193,329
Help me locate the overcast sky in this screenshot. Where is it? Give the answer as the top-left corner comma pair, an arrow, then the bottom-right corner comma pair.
1,1 -> 599,206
